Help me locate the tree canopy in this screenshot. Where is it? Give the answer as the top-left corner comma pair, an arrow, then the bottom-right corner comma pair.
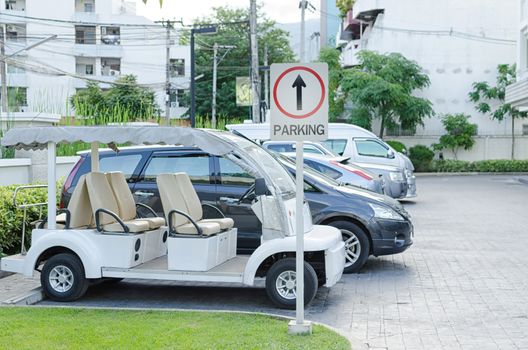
341,51 -> 434,138
318,47 -> 344,121
433,114 -> 477,160
187,6 -> 295,119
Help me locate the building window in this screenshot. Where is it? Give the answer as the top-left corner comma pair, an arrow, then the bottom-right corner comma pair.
75,0 -> 95,12
170,59 -> 185,77
170,89 -> 189,108
101,26 -> 120,45
523,124 -> 528,136
386,125 -> 416,137
6,24 -> 26,42
0,87 -> 28,111
75,57 -> 96,76
101,58 -> 121,76
5,0 -> 25,11
75,26 -> 96,44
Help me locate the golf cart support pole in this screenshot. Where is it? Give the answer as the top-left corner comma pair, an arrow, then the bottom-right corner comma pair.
47,142 -> 56,230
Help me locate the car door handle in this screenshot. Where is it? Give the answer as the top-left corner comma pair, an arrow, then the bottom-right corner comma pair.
219,196 -> 238,204
134,191 -> 154,197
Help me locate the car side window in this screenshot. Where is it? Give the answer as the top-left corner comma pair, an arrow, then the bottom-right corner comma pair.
304,159 -> 342,180
266,144 -> 293,153
355,139 -> 389,158
304,181 -> 319,192
218,157 -> 254,186
99,154 -> 142,180
322,139 -> 347,156
303,145 -> 323,154
143,154 -> 211,183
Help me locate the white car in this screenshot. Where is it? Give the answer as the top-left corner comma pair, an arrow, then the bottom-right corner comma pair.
0,126 -> 345,309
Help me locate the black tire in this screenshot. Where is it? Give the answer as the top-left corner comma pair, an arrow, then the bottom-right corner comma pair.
265,258 -> 318,309
328,220 -> 370,274
40,253 -> 89,302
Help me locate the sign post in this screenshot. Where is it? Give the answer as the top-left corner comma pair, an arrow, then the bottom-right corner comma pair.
270,63 -> 328,335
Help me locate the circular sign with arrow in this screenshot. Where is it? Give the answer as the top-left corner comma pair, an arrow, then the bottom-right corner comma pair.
272,66 -> 326,119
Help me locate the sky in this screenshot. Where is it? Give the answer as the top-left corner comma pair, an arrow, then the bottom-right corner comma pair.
135,0 -> 320,25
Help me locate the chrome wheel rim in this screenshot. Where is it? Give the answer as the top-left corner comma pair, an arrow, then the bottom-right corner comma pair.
341,229 -> 361,267
276,270 -> 297,300
49,265 -> 74,293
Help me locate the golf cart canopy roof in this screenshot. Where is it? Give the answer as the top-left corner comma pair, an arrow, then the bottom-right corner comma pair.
0,126 -> 233,156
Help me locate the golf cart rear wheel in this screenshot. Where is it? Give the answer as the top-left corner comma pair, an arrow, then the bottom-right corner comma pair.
265,258 -> 318,309
41,253 -> 89,302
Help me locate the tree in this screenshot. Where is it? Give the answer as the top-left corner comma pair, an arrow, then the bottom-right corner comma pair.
317,47 -> 344,121
341,51 -> 434,138
188,6 -> 295,119
468,64 -> 528,159
70,75 -> 160,124
433,114 -> 477,160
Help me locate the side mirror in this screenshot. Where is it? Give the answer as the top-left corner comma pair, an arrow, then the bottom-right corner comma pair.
255,178 -> 270,196
387,149 -> 396,159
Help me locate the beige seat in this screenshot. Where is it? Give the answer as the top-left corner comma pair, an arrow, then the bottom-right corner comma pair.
157,173 -> 221,236
106,172 -> 165,230
174,173 -> 234,230
38,175 -> 93,229
85,172 -> 150,233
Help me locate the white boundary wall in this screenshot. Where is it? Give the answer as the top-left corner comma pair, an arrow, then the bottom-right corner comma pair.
389,136 -> 528,161
0,156 -> 79,186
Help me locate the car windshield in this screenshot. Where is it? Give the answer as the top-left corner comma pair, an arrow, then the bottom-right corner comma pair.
213,132 -> 296,194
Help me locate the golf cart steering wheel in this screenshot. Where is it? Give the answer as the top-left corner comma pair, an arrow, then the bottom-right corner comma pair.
238,183 -> 256,204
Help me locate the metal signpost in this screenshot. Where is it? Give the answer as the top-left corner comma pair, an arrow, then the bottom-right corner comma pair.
270,63 -> 328,335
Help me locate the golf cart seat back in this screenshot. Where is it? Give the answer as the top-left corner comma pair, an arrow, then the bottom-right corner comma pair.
38,174 -> 93,229
85,172 -> 150,233
174,173 -> 235,230
157,173 -> 221,236
106,172 -> 165,230
67,174 -> 95,229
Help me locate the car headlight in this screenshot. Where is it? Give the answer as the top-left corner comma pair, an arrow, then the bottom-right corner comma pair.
368,203 -> 405,220
389,171 -> 404,181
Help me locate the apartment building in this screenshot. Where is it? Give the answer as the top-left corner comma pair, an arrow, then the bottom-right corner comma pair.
506,0 -> 528,118
335,0 -> 528,160
0,0 -> 190,119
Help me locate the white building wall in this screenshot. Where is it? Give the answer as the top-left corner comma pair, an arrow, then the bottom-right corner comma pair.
0,0 -> 190,118
345,0 -> 519,137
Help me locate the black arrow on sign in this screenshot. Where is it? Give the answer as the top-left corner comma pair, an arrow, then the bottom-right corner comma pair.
292,74 -> 306,110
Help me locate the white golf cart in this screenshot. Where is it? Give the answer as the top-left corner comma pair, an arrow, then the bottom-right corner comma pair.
0,126 -> 345,309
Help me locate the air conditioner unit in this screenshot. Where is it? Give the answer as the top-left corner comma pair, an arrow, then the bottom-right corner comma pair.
109,69 -> 120,76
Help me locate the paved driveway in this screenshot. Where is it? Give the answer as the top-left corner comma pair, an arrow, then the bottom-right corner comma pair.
38,175 -> 528,349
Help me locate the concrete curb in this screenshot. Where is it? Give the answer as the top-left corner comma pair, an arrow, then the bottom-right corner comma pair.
416,172 -> 528,177
2,286 -> 44,306
27,304 -> 358,349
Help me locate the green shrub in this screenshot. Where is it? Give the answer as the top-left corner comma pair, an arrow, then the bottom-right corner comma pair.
0,182 -> 62,255
386,140 -> 407,154
409,145 -> 435,172
426,159 -> 528,173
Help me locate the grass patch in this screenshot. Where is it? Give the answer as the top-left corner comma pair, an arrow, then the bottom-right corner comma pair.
0,307 -> 350,350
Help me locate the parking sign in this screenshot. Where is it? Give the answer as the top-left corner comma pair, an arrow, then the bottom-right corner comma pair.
270,63 -> 328,141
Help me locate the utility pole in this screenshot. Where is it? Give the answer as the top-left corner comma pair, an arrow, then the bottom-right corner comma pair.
263,44 -> 269,121
249,0 -> 260,123
1,24 -> 8,118
165,20 -> 171,126
212,43 -> 218,129
299,0 -> 307,63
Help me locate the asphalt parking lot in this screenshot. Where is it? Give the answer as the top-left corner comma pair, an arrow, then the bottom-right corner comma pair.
38,175 -> 528,349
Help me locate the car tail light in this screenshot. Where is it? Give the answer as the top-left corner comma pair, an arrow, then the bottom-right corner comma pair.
60,157 -> 85,208
330,160 -> 373,180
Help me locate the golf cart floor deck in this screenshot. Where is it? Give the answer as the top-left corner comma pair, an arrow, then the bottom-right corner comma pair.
101,255 -> 250,283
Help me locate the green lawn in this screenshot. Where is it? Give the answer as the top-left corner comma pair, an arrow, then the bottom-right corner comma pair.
0,307 -> 350,350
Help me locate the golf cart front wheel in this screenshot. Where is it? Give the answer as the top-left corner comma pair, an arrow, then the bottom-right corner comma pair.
265,258 -> 318,309
41,253 -> 89,302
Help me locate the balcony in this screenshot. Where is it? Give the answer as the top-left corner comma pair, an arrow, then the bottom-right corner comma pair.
505,76 -> 528,111
5,0 -> 25,11
341,39 -> 365,67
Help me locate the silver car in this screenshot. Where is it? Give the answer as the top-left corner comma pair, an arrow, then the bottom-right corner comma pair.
282,153 -> 386,195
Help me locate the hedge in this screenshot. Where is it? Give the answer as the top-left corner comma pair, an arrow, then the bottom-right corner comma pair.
419,160 -> 528,173
386,140 -> 407,154
409,145 -> 435,172
0,183 -> 62,255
